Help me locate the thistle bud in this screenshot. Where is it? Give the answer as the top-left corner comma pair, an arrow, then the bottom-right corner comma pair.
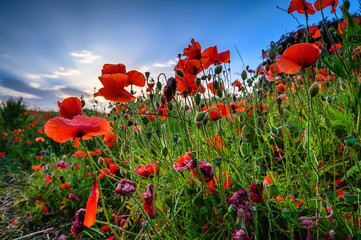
325,188 -> 336,200
176,69 -> 184,77
215,65 -> 222,75
241,70 -> 247,80
269,48 -> 277,61
195,93 -> 201,106
309,82 -> 320,98
344,136 -> 356,146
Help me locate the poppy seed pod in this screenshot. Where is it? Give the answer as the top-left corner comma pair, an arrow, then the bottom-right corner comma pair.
215,65 -> 222,74
241,70 -> 247,80
343,192 -> 356,204
282,207 -> 292,220
145,72 -> 150,78
269,48 -> 277,61
309,82 -> 320,98
176,69 -> 184,77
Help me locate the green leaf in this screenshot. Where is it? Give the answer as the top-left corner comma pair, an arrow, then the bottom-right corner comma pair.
342,161 -> 361,181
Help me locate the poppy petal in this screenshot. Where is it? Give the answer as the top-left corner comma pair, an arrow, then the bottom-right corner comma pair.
84,177 -> 99,227
276,55 -> 302,74
127,70 -> 145,87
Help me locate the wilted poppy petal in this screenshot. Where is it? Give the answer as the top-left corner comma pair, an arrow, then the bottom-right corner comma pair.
84,177 -> 99,227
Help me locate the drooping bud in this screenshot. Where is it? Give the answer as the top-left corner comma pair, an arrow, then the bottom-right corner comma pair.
156,81 -> 162,90
195,93 -> 201,106
309,82 -> 320,98
195,112 -> 208,122
277,45 -> 283,53
215,65 -> 222,75
217,89 -> 223,98
176,69 -> 184,77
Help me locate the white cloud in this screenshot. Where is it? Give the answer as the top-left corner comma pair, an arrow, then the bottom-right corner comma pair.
135,65 -> 149,73
152,58 -> 177,68
26,74 -> 41,79
26,67 -> 80,80
0,86 -> 41,99
70,50 -> 101,63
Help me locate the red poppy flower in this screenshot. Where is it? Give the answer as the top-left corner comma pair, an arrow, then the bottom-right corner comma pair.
134,160 -> 159,178
147,112 -> 156,121
309,25 -> 321,38
60,182 -> 72,190
101,225 -> 111,231
206,171 -> 232,194
231,229 -> 252,240
191,160 -> 214,183
58,97 -> 83,119
114,178 -> 137,196
232,80 -> 242,92
35,137 -> 45,142
84,177 -> 99,227
201,45 -> 230,69
173,152 -> 193,172
73,150 -> 87,158
288,0 -> 316,15
99,168 -> 114,178
314,0 -> 338,13
143,183 -> 157,219
94,64 -> 145,103
32,165 -> 44,171
202,103 -> 232,121
183,38 -> 202,60
44,115 -> 111,147
329,43 -> 342,53
45,175 -> 52,182
88,148 -> 102,156
338,17 -> 360,34
103,131 -> 118,148
55,160 -> 70,170
249,181 -> 263,203
108,163 -> 118,174
276,43 -> 321,74
207,82 -> 224,96
263,172 -> 276,185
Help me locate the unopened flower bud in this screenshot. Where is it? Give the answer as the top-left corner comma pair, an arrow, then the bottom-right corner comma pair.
195,112 -> 208,122
156,81 -> 162,90
309,82 -> 320,98
241,70 -> 247,80
195,93 -> 201,106
269,48 -> 277,61
265,63 -> 270,72
196,78 -> 201,85
217,89 -> 223,98
215,65 -> 222,75
176,69 -> 184,77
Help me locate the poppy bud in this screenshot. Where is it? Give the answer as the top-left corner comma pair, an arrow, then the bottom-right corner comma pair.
167,102 -> 173,111
208,74 -> 211,80
324,117 -> 332,128
233,95 -> 237,102
156,102 -> 160,108
241,70 -> 247,80
162,147 -> 168,157
142,221 -> 150,231
161,95 -> 166,104
269,48 -> 277,61
217,89 -> 223,98
156,81 -> 162,90
287,124 -> 295,133
149,93 -> 154,100
270,41 -> 276,49
142,117 -> 149,125
265,63 -> 270,72
195,93 -> 201,106
343,192 -> 356,203
81,99 -> 86,108
247,79 -> 252,87
201,75 -> 207,80
228,204 -> 237,214
98,157 -> 104,166
325,188 -> 336,200
344,136 -> 356,146
309,82 -> 320,98
178,53 -> 181,59
277,45 -> 283,53
240,142 -> 248,157
215,65 -> 222,75
176,69 -> 184,77
146,131 -> 152,139
343,0 -> 350,10
282,207 -> 292,220
182,90 -> 189,98
195,112 -> 208,122
269,185 -> 278,196
196,78 -> 201,85
319,28 -> 324,35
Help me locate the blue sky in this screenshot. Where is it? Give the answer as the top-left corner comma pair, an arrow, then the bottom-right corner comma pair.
0,0 -> 359,109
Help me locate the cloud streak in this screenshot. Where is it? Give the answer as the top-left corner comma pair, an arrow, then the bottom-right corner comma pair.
152,58 -> 177,68
70,50 -> 101,63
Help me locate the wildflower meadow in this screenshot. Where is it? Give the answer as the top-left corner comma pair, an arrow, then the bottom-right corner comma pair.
1,0 -> 361,239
